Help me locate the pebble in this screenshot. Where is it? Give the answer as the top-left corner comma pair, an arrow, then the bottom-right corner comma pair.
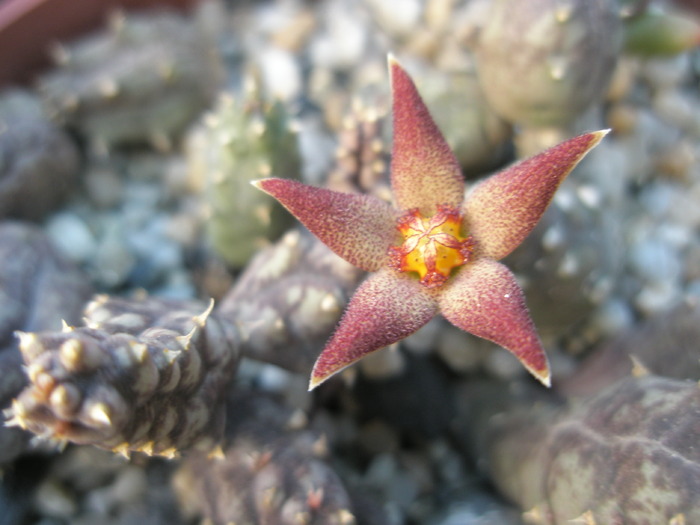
310,0 -> 368,69
153,268 -> 196,299
403,318 -> 442,355
127,215 -> 184,274
85,466 -> 147,516
629,236 -> 681,284
34,479 -> 77,519
435,326 -> 483,373
428,440 -> 466,486
685,280 -> 700,301
357,419 -> 401,456
45,212 -> 97,264
653,90 -> 700,137
83,167 -> 124,209
364,0 -> 422,39
122,181 -> 163,226
257,47 -> 302,100
296,112 -> 337,185
484,347 -> 527,381
590,298 -> 635,338
430,503 -> 522,525
92,222 -> 137,289
640,54 -> 691,91
364,453 -> 421,512
358,345 -> 406,380
636,281 -> 682,315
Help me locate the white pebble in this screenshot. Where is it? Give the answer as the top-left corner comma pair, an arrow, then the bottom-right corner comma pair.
258,47 -> 302,101
629,237 -> 681,283
93,224 -> 136,288
34,480 -> 77,518
311,0 -> 367,69
46,212 -> 97,264
635,282 -> 682,315
365,0 -> 422,38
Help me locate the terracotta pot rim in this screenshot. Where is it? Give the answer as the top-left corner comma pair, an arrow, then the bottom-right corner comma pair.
0,0 -> 200,88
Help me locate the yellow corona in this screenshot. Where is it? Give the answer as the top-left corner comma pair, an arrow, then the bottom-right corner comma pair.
389,205 -> 476,288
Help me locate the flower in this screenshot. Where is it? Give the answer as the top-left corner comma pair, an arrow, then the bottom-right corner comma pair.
254,56 -> 607,390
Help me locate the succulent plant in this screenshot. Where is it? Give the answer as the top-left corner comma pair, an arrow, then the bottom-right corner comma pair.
255,56 -> 607,389
325,101 -> 391,198
623,6 -> 700,57
39,9 -> 222,151
416,70 -> 513,179
465,375 -> 700,524
219,229 -> 362,374
175,392 -> 375,525
0,90 -> 80,221
560,301 -> 700,396
5,295 -> 240,458
0,222 -> 92,462
473,0 -> 621,131
504,185 -> 621,342
186,86 -> 302,269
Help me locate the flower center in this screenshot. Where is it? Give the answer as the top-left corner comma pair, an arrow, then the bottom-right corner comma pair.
389,205 -> 476,288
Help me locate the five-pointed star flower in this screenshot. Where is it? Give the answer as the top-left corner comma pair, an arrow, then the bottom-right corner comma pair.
254,56 -> 607,390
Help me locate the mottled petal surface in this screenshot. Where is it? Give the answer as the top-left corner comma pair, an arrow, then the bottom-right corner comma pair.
310,268 -> 438,389
438,258 -> 550,386
389,56 -> 465,214
254,178 -> 398,271
464,130 -> 608,260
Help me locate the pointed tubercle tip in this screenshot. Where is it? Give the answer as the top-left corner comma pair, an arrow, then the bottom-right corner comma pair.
208,445 -> 226,460
387,53 -> 405,80
90,402 -> 112,426
308,363 -> 351,391
308,375 -> 321,392
522,356 -> 551,388
308,369 -> 331,391
592,128 -> 611,143
193,298 -> 215,328
533,366 -> 551,388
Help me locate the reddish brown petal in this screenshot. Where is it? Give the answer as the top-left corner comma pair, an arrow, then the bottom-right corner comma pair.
438,258 -> 550,386
463,130 -> 608,260
254,178 -> 398,272
309,268 -> 438,389
388,56 -> 465,215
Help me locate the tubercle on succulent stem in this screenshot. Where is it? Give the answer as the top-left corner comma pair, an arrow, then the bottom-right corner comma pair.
388,204 -> 477,288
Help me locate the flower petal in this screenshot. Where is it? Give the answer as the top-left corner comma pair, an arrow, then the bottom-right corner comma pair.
438,258 -> 550,386
254,178 -> 398,271
309,268 -> 438,389
388,56 -> 465,214
464,130 -> 608,260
